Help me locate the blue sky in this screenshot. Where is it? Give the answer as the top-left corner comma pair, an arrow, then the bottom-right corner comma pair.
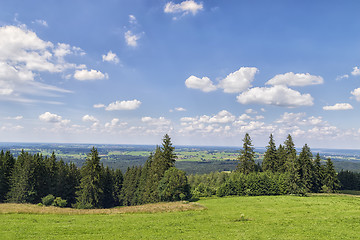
1,0 -> 360,149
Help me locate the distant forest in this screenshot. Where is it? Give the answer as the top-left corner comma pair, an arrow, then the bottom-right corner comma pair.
0,133 -> 359,209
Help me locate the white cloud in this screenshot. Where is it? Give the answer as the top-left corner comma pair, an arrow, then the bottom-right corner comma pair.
105,99 -> 141,111
245,108 -> 257,114
323,103 -> 353,111
33,19 -> 48,27
352,67 -> 360,76
102,51 -> 119,64
74,69 -> 108,81
82,115 -> 99,122
218,67 -> 258,93
93,103 -> 105,108
266,72 -> 323,87
142,116 -> 171,126
170,107 -> 187,112
39,112 -> 69,125
336,74 -> 349,81
236,85 -> 314,107
0,25 -> 87,102
129,15 -> 137,24
5,116 -> 23,120
351,88 -> 360,101
185,75 -> 217,92
164,0 -> 203,16
125,30 -> 141,47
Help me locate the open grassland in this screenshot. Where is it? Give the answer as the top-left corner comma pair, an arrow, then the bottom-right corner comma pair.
1,194 -> 359,239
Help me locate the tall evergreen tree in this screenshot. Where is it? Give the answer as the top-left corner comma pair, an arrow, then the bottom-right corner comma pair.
112,168 -> 123,206
0,151 -> 15,202
236,133 -> 256,174
297,144 -> 314,191
161,134 -> 177,169
100,166 -> 115,208
75,147 -> 103,208
262,134 -> 278,172
323,157 -> 340,192
120,166 -> 141,206
277,144 -> 287,173
311,153 -> 324,193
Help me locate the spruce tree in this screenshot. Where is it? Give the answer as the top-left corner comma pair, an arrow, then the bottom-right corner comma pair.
323,157 -> 340,192
277,144 -> 287,173
161,134 -> 177,169
311,153 -> 324,193
236,133 -> 256,174
0,151 -> 15,202
75,147 -> 103,208
262,134 -> 278,172
297,144 -> 313,191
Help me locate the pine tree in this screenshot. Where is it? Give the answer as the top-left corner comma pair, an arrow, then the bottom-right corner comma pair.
297,144 -> 314,191
112,168 -> 123,206
101,166 -> 115,208
120,166 -> 141,206
262,134 -> 278,172
277,144 -> 287,173
311,153 -> 324,193
236,133 -> 256,174
75,147 -> 103,208
0,151 -> 15,202
161,134 -> 177,169
323,158 -> 340,192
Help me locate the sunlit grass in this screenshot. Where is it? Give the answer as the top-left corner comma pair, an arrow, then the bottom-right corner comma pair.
1,195 -> 359,239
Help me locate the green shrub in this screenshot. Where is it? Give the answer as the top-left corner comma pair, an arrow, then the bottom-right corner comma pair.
42,194 -> 55,206
53,197 -> 67,208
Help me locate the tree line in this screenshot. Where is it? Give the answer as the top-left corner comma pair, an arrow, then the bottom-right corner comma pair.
190,133 -> 342,197
0,134 -> 191,208
0,133 -> 357,208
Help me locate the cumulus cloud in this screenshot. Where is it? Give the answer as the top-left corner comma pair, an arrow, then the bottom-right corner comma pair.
218,67 -> 258,93
185,75 -> 217,92
102,51 -> 119,64
164,0 -> 203,16
93,103 -> 105,108
142,116 -> 171,126
82,115 -> 99,122
74,69 -> 108,81
352,67 -> 360,76
0,25 -> 88,102
125,30 -> 141,47
39,112 -> 70,125
323,103 -> 353,111
33,19 -> 48,27
170,107 -> 187,112
129,15 -> 137,24
5,116 -> 23,120
105,99 -> 141,111
236,85 -> 314,107
351,88 -> 360,101
336,74 -> 349,81
266,72 -> 323,87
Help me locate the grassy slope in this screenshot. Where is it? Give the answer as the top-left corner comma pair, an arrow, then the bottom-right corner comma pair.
1,195 -> 359,239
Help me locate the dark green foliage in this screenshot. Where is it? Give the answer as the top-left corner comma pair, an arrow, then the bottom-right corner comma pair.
75,147 -> 103,209
158,167 -> 191,201
112,168 -> 123,206
53,197 -> 67,208
323,158 -> 340,192
161,134 -> 177,169
42,194 -> 55,206
236,133 -> 256,174
338,170 -> 360,190
276,144 -> 287,173
262,134 -> 278,172
297,144 -> 314,191
120,166 -> 142,206
0,151 -> 15,202
311,153 -> 324,193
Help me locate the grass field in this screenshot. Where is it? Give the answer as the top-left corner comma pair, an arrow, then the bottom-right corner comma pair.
1,194 -> 359,239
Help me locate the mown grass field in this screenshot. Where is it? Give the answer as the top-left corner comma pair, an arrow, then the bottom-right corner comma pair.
1,194 -> 359,239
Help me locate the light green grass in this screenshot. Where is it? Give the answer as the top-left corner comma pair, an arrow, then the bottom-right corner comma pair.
1,195 -> 359,239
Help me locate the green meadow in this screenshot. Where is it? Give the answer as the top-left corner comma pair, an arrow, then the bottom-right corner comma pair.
1,194 -> 359,239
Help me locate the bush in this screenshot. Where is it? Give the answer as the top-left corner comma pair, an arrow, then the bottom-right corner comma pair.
42,194 -> 55,206
53,197 -> 67,208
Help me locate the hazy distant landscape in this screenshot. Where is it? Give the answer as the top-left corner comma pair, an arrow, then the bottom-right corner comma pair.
1,142 -> 360,174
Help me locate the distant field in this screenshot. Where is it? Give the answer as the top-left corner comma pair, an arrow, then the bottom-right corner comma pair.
1,194 -> 359,239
